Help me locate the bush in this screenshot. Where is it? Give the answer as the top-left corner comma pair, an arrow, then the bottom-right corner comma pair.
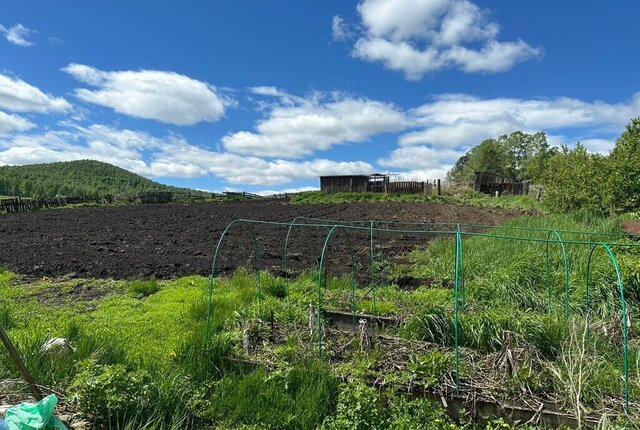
608,118 -> 640,212
69,360 -> 154,426
321,380 -> 466,430
543,144 -> 610,214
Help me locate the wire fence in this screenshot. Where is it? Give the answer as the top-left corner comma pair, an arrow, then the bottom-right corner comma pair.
204,218 -> 640,416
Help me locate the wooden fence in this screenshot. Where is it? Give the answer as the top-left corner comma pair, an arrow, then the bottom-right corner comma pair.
0,191 -> 173,213
386,181 -> 431,195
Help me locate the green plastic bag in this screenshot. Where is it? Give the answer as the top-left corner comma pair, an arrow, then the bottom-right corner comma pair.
4,395 -> 67,430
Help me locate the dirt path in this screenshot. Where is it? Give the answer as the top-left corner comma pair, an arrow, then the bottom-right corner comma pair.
0,201 -> 521,279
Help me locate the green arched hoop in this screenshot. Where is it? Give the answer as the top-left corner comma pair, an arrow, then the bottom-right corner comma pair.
453,230 -> 462,393
316,225 -> 359,357
205,220 -> 263,342
584,242 -> 629,415
545,229 -> 570,318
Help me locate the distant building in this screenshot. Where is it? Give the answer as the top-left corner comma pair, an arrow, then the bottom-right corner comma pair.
320,174 -> 388,194
473,172 -> 529,196
320,174 -> 433,195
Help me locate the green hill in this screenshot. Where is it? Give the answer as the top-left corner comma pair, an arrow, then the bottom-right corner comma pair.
0,160 -> 195,198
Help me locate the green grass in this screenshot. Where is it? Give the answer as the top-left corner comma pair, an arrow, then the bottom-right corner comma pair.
2,212 -> 640,428
290,190 -> 544,212
128,278 -> 161,297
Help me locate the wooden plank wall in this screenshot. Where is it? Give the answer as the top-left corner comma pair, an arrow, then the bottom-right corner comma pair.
386,181 -> 429,195
320,176 -> 369,194
473,172 -> 529,195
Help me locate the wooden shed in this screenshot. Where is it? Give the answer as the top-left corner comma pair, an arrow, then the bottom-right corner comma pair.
473,172 -> 529,196
320,174 -> 433,195
320,175 -> 375,194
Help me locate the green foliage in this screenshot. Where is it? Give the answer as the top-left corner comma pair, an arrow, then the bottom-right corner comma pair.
69,360 -> 153,426
321,381 -> 536,430
449,138 -> 510,182
208,362 -> 339,430
542,144 -> 610,214
291,191 -> 431,204
0,302 -> 13,329
448,131 -> 555,183
291,189 -> 542,212
407,350 -> 454,386
0,160 -> 197,198
608,118 -> 640,212
128,279 -> 161,297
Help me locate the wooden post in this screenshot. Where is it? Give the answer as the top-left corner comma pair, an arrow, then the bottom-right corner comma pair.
437,179 -> 441,196
0,325 -> 43,400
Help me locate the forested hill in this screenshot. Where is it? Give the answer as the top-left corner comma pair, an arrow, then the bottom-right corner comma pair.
0,160 -> 192,198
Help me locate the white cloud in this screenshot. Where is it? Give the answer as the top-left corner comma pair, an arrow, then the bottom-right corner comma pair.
401,92 -> 640,149
0,111 -> 35,135
223,93 -> 408,158
62,64 -> 232,125
394,168 -> 451,182
254,186 -> 319,196
152,140 -> 374,184
247,86 -> 306,106
546,135 -> 616,155
342,0 -> 540,79
0,123 -> 374,186
375,92 -> 640,179
0,23 -> 36,47
378,145 -> 464,170
332,15 -> 354,41
0,74 -> 71,113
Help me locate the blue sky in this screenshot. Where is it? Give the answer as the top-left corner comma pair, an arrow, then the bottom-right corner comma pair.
1,1 -> 639,193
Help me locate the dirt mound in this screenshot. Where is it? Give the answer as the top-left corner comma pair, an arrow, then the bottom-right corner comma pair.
0,201 -> 520,279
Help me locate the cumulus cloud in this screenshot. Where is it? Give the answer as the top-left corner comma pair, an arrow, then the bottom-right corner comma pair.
0,74 -> 71,113
339,0 -> 540,79
223,92 -> 408,158
400,92 -> 640,151
546,135 -> 616,156
376,145 -> 462,180
0,23 -> 36,47
62,64 -> 232,125
0,123 -> 373,186
378,145 -> 464,170
152,142 -> 373,184
0,111 -> 35,135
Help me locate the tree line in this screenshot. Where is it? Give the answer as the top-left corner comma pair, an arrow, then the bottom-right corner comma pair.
0,160 -> 189,198
448,117 -> 640,214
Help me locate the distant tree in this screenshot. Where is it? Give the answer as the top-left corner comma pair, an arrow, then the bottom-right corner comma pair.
0,160 -> 195,198
448,131 -> 554,183
497,131 -> 555,181
607,117 -> 640,212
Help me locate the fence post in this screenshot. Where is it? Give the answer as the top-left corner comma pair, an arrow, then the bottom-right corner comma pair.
437,179 -> 441,196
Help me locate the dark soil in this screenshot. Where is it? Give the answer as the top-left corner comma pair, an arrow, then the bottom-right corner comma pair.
0,201 -> 520,280
622,220 -> 640,236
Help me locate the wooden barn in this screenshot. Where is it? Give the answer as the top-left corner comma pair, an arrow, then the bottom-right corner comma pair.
320,175 -> 381,194
320,174 -> 434,195
473,172 -> 529,196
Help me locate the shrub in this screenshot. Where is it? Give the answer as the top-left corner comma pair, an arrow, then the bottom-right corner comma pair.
69,360 -> 154,427
321,380 -> 470,430
543,144 -> 610,215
